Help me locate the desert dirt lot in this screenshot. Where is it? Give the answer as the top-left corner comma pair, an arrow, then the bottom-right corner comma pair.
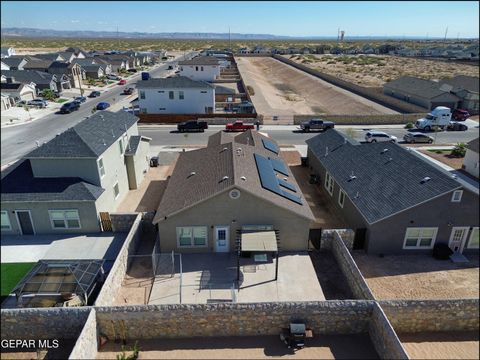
236,57 -> 397,116
353,253 -> 479,300
96,334 -> 379,359
284,54 -> 479,88
399,331 -> 479,360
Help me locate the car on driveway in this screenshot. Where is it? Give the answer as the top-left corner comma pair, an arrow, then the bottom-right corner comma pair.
74,96 -> 87,104
365,131 -> 397,143
452,108 -> 470,121
27,99 -> 48,108
118,79 -> 127,85
403,132 -> 434,144
88,91 -> 101,98
123,87 -> 135,95
59,102 -> 80,114
446,121 -> 469,131
96,102 -> 110,110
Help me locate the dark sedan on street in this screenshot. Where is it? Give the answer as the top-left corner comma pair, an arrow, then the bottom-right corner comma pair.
96,102 -> 110,110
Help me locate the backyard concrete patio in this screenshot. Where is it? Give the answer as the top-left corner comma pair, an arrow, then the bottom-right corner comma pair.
148,252 -> 325,305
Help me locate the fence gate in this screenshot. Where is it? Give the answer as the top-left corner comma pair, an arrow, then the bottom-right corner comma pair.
99,212 -> 112,232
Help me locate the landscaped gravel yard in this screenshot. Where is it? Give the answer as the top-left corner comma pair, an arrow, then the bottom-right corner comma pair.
353,253 -> 479,300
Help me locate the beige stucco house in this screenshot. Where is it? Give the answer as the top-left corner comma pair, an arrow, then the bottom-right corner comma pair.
463,138 -> 479,178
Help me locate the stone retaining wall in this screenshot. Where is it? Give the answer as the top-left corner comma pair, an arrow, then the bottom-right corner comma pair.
320,230 -> 375,300
369,302 -> 409,359
68,309 -> 98,360
95,213 -> 143,306
111,213 -> 140,233
380,299 -> 480,333
95,301 -> 374,340
0,307 -> 91,340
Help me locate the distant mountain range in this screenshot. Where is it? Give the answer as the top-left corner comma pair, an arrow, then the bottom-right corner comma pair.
1,27 -> 469,40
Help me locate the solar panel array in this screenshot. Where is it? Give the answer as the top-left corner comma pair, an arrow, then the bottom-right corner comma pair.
262,138 -> 279,154
254,153 -> 302,205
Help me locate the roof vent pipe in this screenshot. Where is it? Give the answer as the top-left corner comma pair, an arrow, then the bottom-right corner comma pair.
325,146 -> 328,157
420,177 -> 431,184
381,148 -> 389,154
241,176 -> 246,181
222,176 -> 229,181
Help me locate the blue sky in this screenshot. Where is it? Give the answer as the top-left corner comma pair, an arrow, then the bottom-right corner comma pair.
1,1 -> 479,38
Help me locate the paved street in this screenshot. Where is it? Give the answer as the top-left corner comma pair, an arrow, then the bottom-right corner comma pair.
0,52 -> 195,167
138,120 -> 480,150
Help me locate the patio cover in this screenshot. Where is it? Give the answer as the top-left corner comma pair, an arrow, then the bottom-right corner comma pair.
241,231 -> 278,252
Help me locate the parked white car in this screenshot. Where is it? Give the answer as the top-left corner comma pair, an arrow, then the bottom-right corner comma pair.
365,131 -> 398,143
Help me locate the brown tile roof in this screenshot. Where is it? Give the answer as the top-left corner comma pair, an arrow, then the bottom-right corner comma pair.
154,130 -> 314,223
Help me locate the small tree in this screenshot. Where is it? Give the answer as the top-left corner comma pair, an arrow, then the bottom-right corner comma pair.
91,106 -> 97,114
405,122 -> 414,129
40,89 -> 56,101
451,143 -> 466,158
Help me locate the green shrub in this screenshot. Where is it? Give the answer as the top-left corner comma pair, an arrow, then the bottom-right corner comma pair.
246,85 -> 255,96
405,122 -> 414,129
435,150 -> 443,154
451,143 -> 466,158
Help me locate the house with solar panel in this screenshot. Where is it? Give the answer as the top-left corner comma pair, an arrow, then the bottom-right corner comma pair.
153,130 -> 315,252
1,111 -> 151,235
306,129 -> 479,255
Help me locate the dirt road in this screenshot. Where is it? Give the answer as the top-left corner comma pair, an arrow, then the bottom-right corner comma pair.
236,56 -> 398,116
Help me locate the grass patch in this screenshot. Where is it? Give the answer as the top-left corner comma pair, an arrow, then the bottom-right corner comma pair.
427,149 -> 451,154
56,98 -> 69,103
1,262 -> 36,297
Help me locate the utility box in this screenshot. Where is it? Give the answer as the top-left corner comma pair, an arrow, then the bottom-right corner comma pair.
150,156 -> 159,167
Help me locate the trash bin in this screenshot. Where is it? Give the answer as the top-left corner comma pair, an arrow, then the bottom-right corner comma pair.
150,156 -> 159,167
301,157 -> 308,167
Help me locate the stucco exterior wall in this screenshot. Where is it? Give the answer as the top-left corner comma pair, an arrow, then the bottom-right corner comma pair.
463,149 -> 479,178
126,139 -> 150,190
1,201 -> 100,234
158,189 -> 311,252
138,87 -> 215,114
368,189 -> 479,255
179,64 -> 220,81
30,158 -> 101,186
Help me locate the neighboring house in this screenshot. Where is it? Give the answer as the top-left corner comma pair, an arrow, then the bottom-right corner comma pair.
384,76 -> 460,110
214,84 -> 236,102
178,56 -> 221,82
65,47 -> 88,58
238,47 -> 250,54
1,61 -> 9,70
0,47 -> 16,58
463,138 -> 479,179
1,111 -> 151,235
94,57 -> 125,73
48,61 -> 85,88
58,51 -> 78,63
33,53 -> 66,62
83,64 -> 107,79
1,93 -> 16,111
153,130 -> 315,253
2,70 -> 59,94
22,58 -> 54,72
1,57 -> 28,70
0,81 -> 36,101
440,75 -> 479,113
306,129 -> 479,255
136,76 -> 215,114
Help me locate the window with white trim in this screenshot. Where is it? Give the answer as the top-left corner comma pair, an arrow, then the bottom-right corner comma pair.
49,210 -> 81,229
338,189 -> 346,208
1,211 -> 11,230
169,91 -> 174,99
179,91 -> 184,100
324,172 -> 334,196
451,190 -> 463,202
97,158 -> 105,178
139,90 -> 145,99
467,227 -> 479,249
113,182 -> 120,199
403,227 -> 437,249
176,226 -> 208,247
118,139 -> 124,155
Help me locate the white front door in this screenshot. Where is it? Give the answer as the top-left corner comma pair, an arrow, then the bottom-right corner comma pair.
449,227 -> 469,253
214,226 -> 230,252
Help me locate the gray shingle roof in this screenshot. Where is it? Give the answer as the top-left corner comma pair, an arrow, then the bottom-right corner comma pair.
306,129 -> 462,224
214,84 -> 236,95
124,135 -> 150,156
1,57 -> 26,68
2,70 -> 55,85
136,76 -> 214,89
384,76 -> 459,100
441,75 -> 479,94
1,160 -> 104,202
33,53 -> 65,61
23,57 -> 54,69
1,82 -> 23,90
467,137 -> 479,154
154,130 -> 314,223
26,111 -> 139,159
178,56 -> 220,66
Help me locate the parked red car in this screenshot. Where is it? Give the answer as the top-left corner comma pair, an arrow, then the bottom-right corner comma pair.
118,79 -> 127,85
225,120 -> 255,132
452,108 -> 470,121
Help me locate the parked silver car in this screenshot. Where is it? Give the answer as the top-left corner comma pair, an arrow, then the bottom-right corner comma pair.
403,132 -> 434,144
365,131 -> 397,143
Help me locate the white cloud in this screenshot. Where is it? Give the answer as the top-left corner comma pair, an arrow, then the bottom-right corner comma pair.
71,20 -> 80,23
